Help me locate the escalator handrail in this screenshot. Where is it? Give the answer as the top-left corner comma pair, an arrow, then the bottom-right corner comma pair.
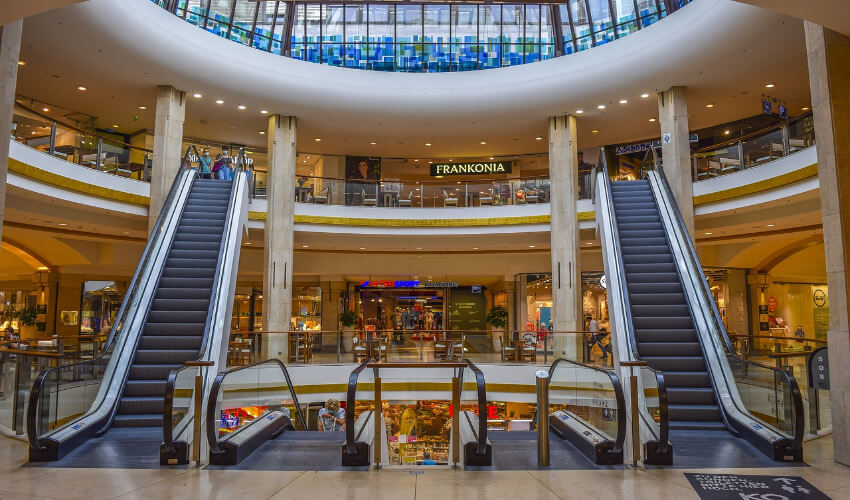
27,145 -> 199,450
547,357 -> 627,454
596,150 -> 669,451
204,358 -> 306,456
162,165 -> 245,451
459,359 -> 488,456
344,358 -> 375,455
650,156 -> 804,450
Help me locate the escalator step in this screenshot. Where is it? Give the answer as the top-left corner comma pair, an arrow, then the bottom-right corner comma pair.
151,298 -> 211,311
669,420 -> 728,431
157,277 -> 214,289
634,329 -> 698,342
628,282 -> 683,294
118,396 -> 165,415
625,272 -> 680,283
168,249 -> 219,260
620,245 -> 671,255
161,267 -> 216,279
617,222 -> 664,231
138,336 -> 203,350
659,371 -> 712,387
123,379 -> 167,397
179,218 -> 225,228
146,310 -> 208,323
641,356 -> 708,372
633,316 -> 694,329
620,237 -> 668,246
622,253 -> 673,264
629,293 -> 686,305
176,225 -> 225,235
128,363 -> 184,380
637,342 -> 702,357
669,404 -> 722,422
133,349 -> 200,364
182,211 -> 225,220
615,208 -> 659,217
112,414 -> 164,427
144,323 -> 205,336
667,387 -> 716,405
173,232 -> 223,243
155,287 -> 213,300
170,241 -> 221,252
624,262 -> 677,273
630,304 -> 691,316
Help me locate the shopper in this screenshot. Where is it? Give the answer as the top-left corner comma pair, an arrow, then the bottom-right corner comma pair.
198,148 -> 212,179
590,326 -> 612,361
217,148 -> 233,180
317,398 -> 345,432
421,451 -> 436,465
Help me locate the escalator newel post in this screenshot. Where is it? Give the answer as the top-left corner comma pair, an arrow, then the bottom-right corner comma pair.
535,370 -> 550,467
452,375 -> 461,467
187,360 -> 214,465
621,360 -> 646,468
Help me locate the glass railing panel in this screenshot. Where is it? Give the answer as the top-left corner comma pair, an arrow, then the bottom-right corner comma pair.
742,128 -> 784,168
726,357 -> 795,435
693,142 -> 742,180
168,366 -> 199,442
548,361 -> 620,441
637,366 -> 662,435
787,114 -> 816,153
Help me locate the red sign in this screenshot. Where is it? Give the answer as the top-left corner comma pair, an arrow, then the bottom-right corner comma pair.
768,296 -> 777,312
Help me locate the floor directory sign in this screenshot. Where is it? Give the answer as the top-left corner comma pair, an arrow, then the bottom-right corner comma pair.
684,474 -> 830,499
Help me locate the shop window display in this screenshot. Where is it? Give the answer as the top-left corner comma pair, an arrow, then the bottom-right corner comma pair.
292,286 -> 322,331
80,281 -> 123,335
0,289 -> 36,338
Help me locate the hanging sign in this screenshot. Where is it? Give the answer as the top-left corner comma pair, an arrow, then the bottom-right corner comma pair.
430,161 -> 512,176
808,347 -> 830,390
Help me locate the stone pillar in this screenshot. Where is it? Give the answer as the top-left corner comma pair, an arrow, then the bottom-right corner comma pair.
149,85 -> 186,232
262,114 -> 296,361
321,279 -> 345,352
548,115 -> 582,360
804,21 -> 850,466
657,86 -> 695,237
0,20 -> 23,243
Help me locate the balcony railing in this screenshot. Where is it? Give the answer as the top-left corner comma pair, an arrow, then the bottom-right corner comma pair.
692,112 -> 815,181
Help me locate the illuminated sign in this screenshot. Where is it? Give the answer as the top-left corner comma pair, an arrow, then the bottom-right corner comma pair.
359,280 -> 460,288
430,161 -> 512,176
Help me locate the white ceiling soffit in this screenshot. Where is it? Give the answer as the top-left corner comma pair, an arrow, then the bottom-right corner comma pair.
18,0 -> 809,157
733,0 -> 850,37
0,0 -> 86,25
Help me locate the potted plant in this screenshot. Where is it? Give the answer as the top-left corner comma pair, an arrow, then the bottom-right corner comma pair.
486,305 -> 509,352
339,310 -> 359,353
18,307 -> 38,339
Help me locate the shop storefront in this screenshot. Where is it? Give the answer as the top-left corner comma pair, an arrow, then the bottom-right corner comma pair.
79,280 -> 123,335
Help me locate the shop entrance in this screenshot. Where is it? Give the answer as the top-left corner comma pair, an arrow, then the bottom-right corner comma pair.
357,287 -> 445,360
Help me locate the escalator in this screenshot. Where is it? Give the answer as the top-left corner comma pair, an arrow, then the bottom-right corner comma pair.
596,150 -> 804,465
27,148 -> 248,464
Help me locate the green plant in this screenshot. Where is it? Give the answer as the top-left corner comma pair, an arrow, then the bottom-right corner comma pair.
339,310 -> 359,328
486,305 -> 509,329
18,307 -> 37,327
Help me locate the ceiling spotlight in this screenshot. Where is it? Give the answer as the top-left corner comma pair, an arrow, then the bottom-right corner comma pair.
649,118 -> 657,122
724,130 -> 731,135
112,124 -> 119,128
472,247 -> 479,250
705,103 -> 714,108
138,106 -> 147,110
766,224 -> 775,227
705,232 -> 713,235
306,156 -> 311,159
17,60 -> 25,66
76,85 -> 87,91
802,107 -> 810,111
42,107 -> 49,112
765,83 -> 775,88
414,159 -> 419,162
586,242 -> 593,245
57,223 -> 67,226
416,247 -> 423,250
480,141 -> 487,145
425,142 -> 432,146
245,242 -> 252,245
575,109 -> 584,114
370,141 -> 377,145
260,109 -> 268,114
237,105 -> 246,110
215,99 -> 224,104
592,130 -> 599,134
528,245 -> 536,248
619,99 -> 628,104
314,138 -> 322,142
193,93 -> 202,98
259,131 -> 265,135
597,104 -> 606,110
359,247 -> 366,250
640,93 -> 650,98
302,245 -> 309,248
489,157 -> 494,160
535,137 -> 543,141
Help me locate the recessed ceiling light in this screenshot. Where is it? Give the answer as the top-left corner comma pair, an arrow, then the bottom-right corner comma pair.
215,99 -> 224,104
30,131 -> 36,135
489,157 -> 494,160
314,138 -> 322,142
76,85 -> 87,91
592,130 -> 599,134
765,83 -> 775,88
414,159 -> 419,162
528,245 -> 535,248
480,141 -> 487,145
535,137 -> 543,141
724,130 -> 731,135
259,131 -> 265,135
425,142 -> 432,146
370,141 -> 376,145
57,223 -> 67,226
138,106 -> 147,110
260,109 -> 268,114
766,224 -> 775,227
193,93 -> 202,98
112,124 -> 119,128
302,245 -> 309,248
359,247 -> 366,250
705,104 -> 714,108
619,99 -> 628,104
472,247 -> 479,250
42,107 -> 49,112
802,107 -> 810,111
306,156 -> 311,159
416,247 -> 422,250
640,93 -> 650,98
649,118 -> 656,122
237,105 -> 246,110
122,231 -> 130,235
597,104 -> 606,110
705,232 -> 713,235
575,109 -> 584,114
303,160 -> 307,163
245,242 -> 252,245
17,60 -> 25,66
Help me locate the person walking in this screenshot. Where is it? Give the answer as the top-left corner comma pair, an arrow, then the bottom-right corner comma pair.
217,148 -> 233,181
317,398 -> 345,432
198,148 -> 213,179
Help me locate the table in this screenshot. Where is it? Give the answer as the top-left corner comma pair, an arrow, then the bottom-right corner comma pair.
509,339 -> 526,362
295,186 -> 314,202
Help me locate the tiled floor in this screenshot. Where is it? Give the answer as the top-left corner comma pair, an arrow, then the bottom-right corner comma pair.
2,434 -> 848,499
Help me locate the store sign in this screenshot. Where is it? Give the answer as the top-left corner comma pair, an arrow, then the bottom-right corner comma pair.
808,347 -> 830,390
359,280 -> 460,288
430,161 -> 512,176
614,134 -> 698,155
188,153 -> 254,166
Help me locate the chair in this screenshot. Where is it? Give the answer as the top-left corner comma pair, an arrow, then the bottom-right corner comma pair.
521,341 -> 537,362
479,189 -> 494,206
525,186 -> 539,204
398,190 -> 413,207
353,337 -> 368,362
443,189 -> 458,207
499,335 -> 516,362
311,186 -> 329,204
361,189 -> 377,207
238,337 -> 253,365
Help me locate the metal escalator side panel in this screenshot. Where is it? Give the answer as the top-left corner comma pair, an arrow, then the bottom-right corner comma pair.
30,168 -> 196,459
645,170 -> 798,458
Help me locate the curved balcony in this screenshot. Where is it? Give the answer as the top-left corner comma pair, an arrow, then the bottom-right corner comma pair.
152,0 -> 691,72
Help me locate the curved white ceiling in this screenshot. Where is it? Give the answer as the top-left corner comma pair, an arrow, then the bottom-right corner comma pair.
17,0 -> 809,157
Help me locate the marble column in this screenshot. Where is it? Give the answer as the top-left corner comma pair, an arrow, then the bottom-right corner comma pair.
548,115 -> 582,360
657,86 -> 695,237
804,21 -> 850,466
262,114 -> 297,361
0,20 -> 23,243
149,85 -> 186,232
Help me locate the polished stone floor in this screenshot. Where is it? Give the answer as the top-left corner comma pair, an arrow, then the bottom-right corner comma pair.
1,434 -> 848,499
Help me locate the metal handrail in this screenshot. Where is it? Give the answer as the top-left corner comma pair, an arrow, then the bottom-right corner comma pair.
162,155 -> 245,452
294,173 -> 551,185
205,358 -> 306,457
459,359 -> 488,456
547,357 -> 627,455
691,112 -> 813,154
27,145 -> 198,451
343,358 -> 374,455
651,156 -> 804,452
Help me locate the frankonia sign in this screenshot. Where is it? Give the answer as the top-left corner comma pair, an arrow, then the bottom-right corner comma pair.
430,161 -> 512,176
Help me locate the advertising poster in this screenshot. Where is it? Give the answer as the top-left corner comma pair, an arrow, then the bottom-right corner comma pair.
345,156 -> 381,205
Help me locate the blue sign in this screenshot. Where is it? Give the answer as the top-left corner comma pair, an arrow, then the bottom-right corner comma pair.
762,99 -> 772,115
